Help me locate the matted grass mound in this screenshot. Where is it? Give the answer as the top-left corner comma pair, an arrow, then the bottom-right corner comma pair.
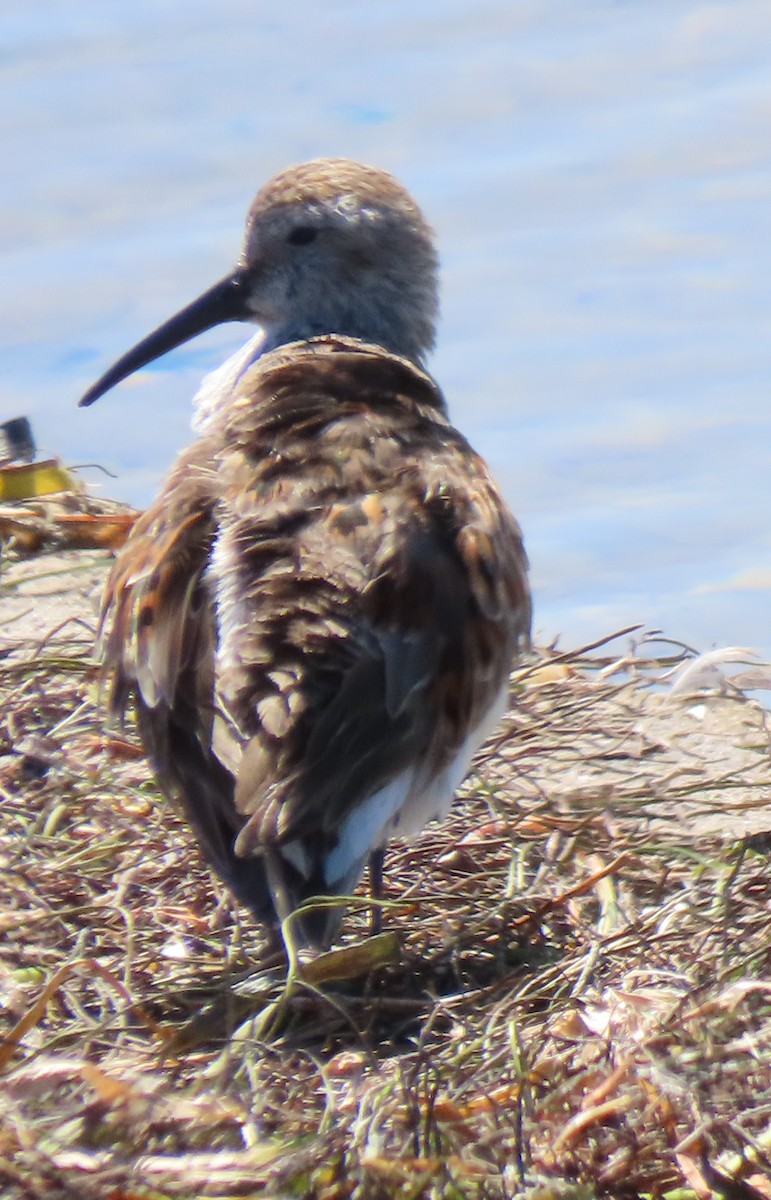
1,548 -> 770,1199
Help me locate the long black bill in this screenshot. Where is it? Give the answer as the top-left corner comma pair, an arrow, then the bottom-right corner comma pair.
79,268 -> 252,407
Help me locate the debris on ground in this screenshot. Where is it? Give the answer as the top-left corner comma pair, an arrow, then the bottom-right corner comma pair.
0,416 -> 138,553
1,546 -> 770,1199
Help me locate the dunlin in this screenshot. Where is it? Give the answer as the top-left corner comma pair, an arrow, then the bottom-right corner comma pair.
80,158 -> 531,948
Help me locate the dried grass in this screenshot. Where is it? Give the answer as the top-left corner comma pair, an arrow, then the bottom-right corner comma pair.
1,549 -> 770,1199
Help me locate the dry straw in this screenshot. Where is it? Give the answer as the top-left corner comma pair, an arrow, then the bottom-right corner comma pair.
1,545 -> 770,1198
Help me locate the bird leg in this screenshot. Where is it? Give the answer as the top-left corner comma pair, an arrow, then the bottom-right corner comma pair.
368,847 -> 386,936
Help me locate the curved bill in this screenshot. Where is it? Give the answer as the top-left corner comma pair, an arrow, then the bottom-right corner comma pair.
79,268 -> 252,407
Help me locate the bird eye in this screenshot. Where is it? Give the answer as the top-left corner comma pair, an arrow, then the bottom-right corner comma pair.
286,225 -> 318,246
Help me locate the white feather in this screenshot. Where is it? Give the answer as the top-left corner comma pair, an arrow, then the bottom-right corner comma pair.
192,330 -> 267,434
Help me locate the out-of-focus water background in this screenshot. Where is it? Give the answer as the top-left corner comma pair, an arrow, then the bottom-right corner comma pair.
2,1 -> 771,655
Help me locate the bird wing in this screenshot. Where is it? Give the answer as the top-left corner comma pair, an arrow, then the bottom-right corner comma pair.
99,440 -> 218,725
98,442 -> 278,914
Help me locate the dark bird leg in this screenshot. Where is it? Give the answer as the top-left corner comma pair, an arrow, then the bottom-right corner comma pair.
368,847 -> 386,936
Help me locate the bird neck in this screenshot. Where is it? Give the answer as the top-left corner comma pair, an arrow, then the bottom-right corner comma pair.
260,293 -> 434,367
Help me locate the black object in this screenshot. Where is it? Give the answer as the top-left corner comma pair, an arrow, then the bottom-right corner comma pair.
0,417 -> 36,464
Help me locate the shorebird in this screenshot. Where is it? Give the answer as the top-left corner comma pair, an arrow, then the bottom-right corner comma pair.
80,158 -> 531,949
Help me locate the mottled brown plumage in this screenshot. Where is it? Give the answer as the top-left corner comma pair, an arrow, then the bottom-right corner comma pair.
82,160 -> 531,947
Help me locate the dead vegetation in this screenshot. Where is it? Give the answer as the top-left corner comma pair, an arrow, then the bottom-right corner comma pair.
1,547 -> 770,1199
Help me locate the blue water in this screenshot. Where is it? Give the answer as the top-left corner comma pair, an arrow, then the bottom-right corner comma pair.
3,1 -> 771,656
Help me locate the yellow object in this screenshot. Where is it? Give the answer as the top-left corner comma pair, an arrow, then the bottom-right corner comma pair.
0,458 -> 77,500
